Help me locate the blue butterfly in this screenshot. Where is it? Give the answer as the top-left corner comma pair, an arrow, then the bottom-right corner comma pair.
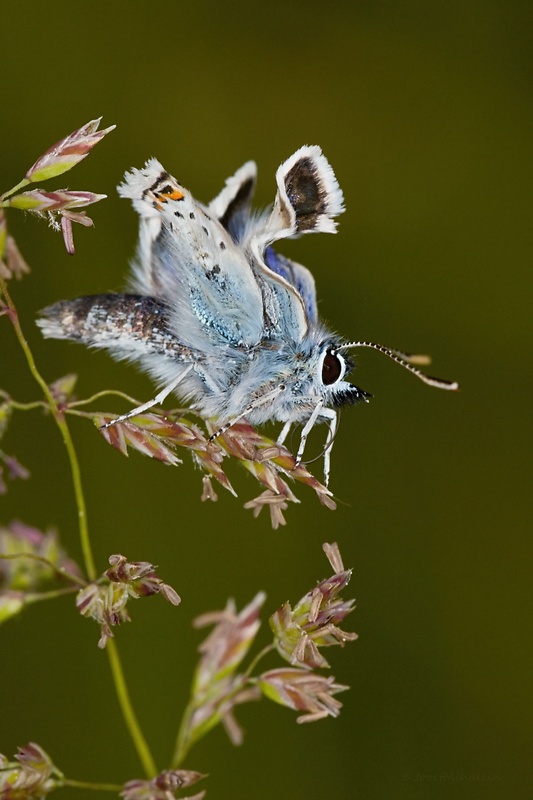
38,146 -> 458,484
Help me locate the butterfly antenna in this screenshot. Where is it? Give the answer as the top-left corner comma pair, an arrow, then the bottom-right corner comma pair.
339,341 -> 459,391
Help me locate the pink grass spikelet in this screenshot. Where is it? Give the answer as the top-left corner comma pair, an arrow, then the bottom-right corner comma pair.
26,117 -> 115,183
121,770 -> 206,800
270,542 -> 357,668
258,668 -> 348,723
77,554 -> 181,647
0,742 -> 59,800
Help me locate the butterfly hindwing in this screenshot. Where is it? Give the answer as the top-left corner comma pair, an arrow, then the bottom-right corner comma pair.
240,146 -> 343,340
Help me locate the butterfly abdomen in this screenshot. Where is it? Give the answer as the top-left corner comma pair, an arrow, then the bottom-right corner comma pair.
37,294 -> 185,361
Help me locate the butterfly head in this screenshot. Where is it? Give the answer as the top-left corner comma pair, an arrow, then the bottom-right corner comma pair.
316,343 -> 371,407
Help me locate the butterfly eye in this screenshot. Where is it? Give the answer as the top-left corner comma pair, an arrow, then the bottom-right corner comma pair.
321,348 -> 344,385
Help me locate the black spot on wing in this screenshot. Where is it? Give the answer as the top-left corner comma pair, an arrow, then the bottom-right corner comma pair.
146,171 -> 171,194
284,157 -> 326,232
219,177 -> 255,241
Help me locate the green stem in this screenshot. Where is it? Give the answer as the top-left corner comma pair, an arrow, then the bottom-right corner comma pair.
242,642 -> 275,679
1,275 -> 156,775
0,277 -> 96,580
68,389 -> 143,408
2,398 -> 47,412
106,639 -> 158,778
0,552 -> 87,586
61,778 -> 123,793
0,177 -> 30,203
25,586 -> 79,603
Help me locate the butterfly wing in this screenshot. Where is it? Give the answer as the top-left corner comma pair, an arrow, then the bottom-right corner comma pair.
245,146 -> 344,341
208,159 -> 257,243
118,159 -> 264,353
268,144 -> 345,239
263,247 -> 319,327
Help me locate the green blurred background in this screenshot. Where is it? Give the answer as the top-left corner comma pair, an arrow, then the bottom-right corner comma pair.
1,2 -> 531,798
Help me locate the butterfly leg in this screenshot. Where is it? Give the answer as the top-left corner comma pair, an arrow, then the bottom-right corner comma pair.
320,407 -> 338,488
295,403 -> 337,487
276,421 -> 292,447
209,384 -> 287,441
102,364 -> 194,428
295,400 -> 324,467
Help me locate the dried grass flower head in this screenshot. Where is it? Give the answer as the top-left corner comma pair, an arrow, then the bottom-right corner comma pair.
76,554 -> 181,649
270,542 -> 357,669
121,770 -> 206,800
0,117 -> 114,255
0,743 -> 61,800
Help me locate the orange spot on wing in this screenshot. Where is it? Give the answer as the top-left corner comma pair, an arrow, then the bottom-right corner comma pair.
157,188 -> 185,203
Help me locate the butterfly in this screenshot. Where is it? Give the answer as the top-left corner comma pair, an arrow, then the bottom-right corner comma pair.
38,145 -> 458,485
